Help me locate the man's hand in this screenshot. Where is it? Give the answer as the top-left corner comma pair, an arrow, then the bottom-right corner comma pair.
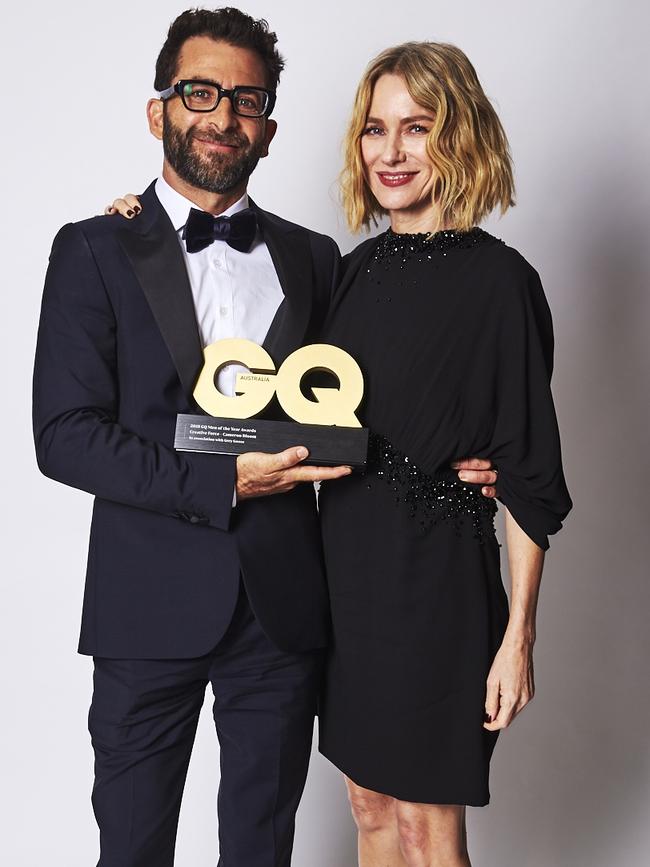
236,447 -> 351,500
450,457 -> 497,498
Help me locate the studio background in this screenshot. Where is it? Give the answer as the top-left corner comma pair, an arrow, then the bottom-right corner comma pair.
2,1 -> 648,864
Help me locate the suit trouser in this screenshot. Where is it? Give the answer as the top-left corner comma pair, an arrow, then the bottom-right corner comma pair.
88,583 -> 324,867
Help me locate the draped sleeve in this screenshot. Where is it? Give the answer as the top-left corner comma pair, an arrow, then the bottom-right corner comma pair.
487,258 -> 572,550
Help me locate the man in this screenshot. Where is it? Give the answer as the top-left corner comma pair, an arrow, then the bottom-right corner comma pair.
33,8 -> 497,867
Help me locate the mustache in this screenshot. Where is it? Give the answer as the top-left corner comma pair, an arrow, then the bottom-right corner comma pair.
188,128 -> 249,149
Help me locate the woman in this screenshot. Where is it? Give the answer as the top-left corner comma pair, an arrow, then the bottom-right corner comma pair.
108,41 -> 571,867
315,42 -> 571,867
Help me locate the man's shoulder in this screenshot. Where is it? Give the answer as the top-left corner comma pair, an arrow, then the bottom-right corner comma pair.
53,182 -> 160,247
64,212 -> 132,242
253,204 -> 339,252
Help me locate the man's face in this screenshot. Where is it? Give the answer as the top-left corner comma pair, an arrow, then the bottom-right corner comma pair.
149,36 -> 277,194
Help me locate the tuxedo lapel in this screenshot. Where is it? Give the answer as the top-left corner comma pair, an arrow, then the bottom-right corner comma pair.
117,183 -> 204,406
252,204 -> 313,365
116,189 -> 315,403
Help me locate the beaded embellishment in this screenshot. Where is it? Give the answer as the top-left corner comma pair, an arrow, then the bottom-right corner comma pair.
369,226 -> 500,272
367,433 -> 497,541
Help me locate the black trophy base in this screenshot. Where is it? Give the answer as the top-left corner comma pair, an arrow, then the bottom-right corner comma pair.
175,414 -> 369,469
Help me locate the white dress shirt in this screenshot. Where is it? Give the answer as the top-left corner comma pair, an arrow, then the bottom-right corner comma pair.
155,176 -> 285,506
155,176 -> 285,397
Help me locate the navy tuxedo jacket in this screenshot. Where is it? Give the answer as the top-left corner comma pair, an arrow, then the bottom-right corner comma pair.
33,182 -> 342,658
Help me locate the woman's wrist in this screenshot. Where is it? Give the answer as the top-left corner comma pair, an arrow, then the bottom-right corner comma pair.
503,619 -> 536,646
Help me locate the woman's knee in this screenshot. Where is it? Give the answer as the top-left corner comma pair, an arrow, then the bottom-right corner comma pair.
345,777 -> 396,834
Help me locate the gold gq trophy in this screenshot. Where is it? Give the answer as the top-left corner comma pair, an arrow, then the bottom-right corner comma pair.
174,339 -> 369,468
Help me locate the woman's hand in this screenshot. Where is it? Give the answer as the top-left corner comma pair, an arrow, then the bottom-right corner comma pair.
484,507 -> 543,731
483,632 -> 535,730
104,194 -> 142,218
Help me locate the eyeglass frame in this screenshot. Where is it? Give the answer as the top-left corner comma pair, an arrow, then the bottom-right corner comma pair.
158,79 -> 277,118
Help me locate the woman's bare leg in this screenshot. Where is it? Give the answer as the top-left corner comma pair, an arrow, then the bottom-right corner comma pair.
345,776 -> 408,866
395,801 -> 471,867
344,776 -> 471,867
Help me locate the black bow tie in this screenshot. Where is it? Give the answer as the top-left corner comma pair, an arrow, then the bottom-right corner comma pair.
183,207 -> 257,254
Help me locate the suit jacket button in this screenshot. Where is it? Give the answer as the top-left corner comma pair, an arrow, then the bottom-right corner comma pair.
190,515 -> 201,524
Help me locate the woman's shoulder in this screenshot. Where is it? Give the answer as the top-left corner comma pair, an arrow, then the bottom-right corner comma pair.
475,237 -> 555,357
477,233 -> 539,279
341,234 -> 380,272
475,234 -> 549,309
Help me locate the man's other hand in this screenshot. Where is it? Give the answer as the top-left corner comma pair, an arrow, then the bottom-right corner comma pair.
450,457 -> 497,498
236,447 -> 351,500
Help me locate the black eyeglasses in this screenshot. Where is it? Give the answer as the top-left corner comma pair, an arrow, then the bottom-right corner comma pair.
159,79 -> 276,118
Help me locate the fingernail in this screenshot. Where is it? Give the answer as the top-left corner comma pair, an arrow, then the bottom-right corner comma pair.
126,209 -> 134,217
133,206 -> 141,214
482,487 -> 489,495
296,447 -> 308,460
459,472 -> 468,481
484,712 -> 492,722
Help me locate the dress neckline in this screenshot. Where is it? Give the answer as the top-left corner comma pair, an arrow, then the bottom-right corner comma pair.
384,225 -> 492,251
368,225 -> 499,268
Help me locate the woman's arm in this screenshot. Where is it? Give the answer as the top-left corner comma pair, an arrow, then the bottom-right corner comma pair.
483,507 -> 544,731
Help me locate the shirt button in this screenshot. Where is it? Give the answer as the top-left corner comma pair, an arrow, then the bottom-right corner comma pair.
220,306 -> 229,317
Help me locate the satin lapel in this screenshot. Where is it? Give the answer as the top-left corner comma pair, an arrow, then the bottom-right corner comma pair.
252,205 -> 313,365
117,184 -> 204,405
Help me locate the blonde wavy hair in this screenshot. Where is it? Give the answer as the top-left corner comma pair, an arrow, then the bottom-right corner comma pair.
341,42 -> 515,233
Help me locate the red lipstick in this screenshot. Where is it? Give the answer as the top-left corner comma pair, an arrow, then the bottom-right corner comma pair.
377,172 -> 418,187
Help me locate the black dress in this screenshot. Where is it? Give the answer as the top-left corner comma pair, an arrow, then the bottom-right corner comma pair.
317,227 -> 572,806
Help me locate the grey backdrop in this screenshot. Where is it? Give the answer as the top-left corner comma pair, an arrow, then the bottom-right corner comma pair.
2,1 -> 649,864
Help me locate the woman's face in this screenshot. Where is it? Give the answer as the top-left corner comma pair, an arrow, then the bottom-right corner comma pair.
361,73 -> 438,230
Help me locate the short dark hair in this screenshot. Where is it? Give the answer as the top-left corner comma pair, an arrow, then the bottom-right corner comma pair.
154,7 -> 285,92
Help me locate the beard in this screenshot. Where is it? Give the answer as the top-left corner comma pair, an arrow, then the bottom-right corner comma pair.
162,112 -> 265,194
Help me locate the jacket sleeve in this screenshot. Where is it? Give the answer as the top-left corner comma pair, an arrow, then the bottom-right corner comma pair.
488,263 -> 573,550
32,222 -> 236,531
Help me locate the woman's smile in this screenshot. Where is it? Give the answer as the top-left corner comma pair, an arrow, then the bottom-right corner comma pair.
376,171 -> 419,187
